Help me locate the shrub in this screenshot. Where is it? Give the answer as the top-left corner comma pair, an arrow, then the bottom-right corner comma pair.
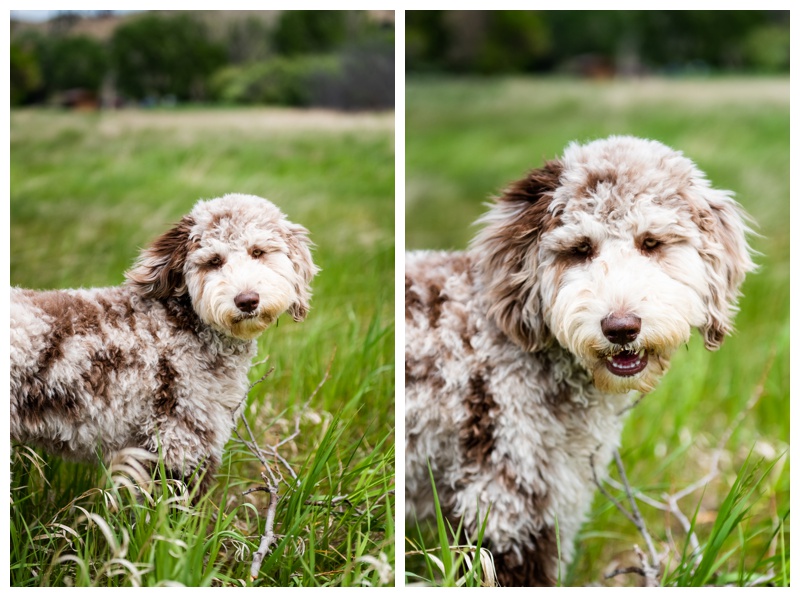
211,55 -> 340,106
210,34 -> 394,110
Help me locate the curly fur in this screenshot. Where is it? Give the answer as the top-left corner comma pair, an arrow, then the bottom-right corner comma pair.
405,136 -> 755,586
11,193 -> 318,494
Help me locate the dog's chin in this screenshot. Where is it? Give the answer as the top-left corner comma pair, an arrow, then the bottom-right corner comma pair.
589,349 -> 672,394
226,312 -> 276,340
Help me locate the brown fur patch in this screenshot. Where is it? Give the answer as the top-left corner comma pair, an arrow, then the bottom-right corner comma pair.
475,160 -> 564,351
33,292 -> 103,374
126,215 -> 197,299
459,372 -> 497,466
405,357 -> 445,394
154,356 -> 179,416
405,275 -> 424,320
579,169 -> 619,198
481,160 -> 564,267
96,295 -> 137,330
208,209 -> 233,230
500,160 -> 563,210
492,527 -> 560,587
16,379 -> 83,427
427,281 -> 447,328
81,346 -> 138,403
163,295 -> 204,334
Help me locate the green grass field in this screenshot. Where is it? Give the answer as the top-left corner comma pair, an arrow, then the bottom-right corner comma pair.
405,76 -> 789,586
10,107 -> 395,586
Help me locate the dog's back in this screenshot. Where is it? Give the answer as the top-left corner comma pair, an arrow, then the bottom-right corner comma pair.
11,286 -> 154,459
10,286 -> 252,465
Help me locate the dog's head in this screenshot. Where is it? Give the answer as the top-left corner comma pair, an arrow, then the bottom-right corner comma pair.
471,136 -> 755,394
126,193 -> 319,340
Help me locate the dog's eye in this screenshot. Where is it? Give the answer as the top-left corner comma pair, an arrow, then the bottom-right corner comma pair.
641,237 -> 661,251
570,241 -> 593,258
208,256 -> 223,267
251,249 -> 264,258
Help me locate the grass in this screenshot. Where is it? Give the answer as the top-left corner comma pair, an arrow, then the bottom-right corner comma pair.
405,463 -> 493,587
10,106 -> 395,586
405,76 -> 789,586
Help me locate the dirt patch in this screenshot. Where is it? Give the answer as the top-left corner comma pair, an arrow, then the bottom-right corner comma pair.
97,108 -> 395,136
11,107 -> 395,144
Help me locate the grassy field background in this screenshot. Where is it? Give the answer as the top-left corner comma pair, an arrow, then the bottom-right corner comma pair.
405,77 -> 789,586
10,107 -> 395,586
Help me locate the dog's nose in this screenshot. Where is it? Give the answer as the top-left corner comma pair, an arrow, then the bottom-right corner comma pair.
234,292 -> 260,313
601,314 -> 641,345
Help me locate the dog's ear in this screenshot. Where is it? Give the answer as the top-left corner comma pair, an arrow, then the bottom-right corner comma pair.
470,160 -> 563,351
284,222 -> 319,322
692,187 -> 755,350
126,216 -> 196,299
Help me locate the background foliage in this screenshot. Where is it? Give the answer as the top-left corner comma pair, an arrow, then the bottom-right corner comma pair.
406,10 -> 789,75
10,10 -> 394,109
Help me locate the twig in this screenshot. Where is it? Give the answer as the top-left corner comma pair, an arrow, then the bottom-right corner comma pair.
614,452 -> 660,586
248,365 -> 276,394
616,392 -> 646,417
249,474 -> 279,581
605,566 -> 648,580
590,452 -> 639,528
237,349 -> 337,581
603,475 -> 702,556
242,485 -> 270,497
590,449 -> 660,585
614,451 -> 659,567
634,544 -> 659,587
231,356 -> 273,420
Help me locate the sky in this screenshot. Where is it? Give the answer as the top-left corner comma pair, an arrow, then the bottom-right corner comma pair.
10,10 -> 142,22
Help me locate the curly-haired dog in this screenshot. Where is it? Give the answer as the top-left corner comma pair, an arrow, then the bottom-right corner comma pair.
11,194 -> 318,494
405,136 -> 754,586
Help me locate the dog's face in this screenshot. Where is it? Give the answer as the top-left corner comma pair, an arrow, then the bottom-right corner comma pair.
472,136 -> 754,394
127,194 -> 318,340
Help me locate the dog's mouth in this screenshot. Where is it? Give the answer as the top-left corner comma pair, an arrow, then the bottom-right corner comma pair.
233,312 -> 260,323
604,348 -> 648,377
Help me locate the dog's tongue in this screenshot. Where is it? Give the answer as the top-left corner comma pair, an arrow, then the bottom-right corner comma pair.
605,349 -> 648,377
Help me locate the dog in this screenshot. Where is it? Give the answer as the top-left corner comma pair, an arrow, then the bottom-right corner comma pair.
405,136 -> 754,585
11,193 -> 318,494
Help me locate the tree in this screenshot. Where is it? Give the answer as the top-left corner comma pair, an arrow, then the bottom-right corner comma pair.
273,10 -> 348,56
10,42 -> 42,105
39,35 -> 108,94
111,14 -> 226,101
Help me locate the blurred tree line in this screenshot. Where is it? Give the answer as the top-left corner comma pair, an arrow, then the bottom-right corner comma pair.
406,11 -> 789,75
10,10 -> 394,109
